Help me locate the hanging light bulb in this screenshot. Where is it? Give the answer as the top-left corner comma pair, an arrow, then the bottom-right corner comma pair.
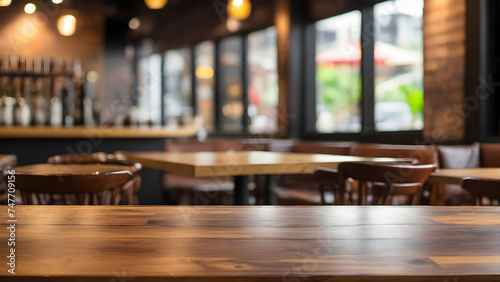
52,0 -> 63,4
57,14 -> 76,36
227,0 -> 251,20
24,3 -> 36,14
0,0 -> 12,7
144,0 -> 168,9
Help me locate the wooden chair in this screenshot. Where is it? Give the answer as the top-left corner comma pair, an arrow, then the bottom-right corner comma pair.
461,178 -> 500,206
48,152 -> 142,205
314,162 -> 436,205
3,164 -> 134,205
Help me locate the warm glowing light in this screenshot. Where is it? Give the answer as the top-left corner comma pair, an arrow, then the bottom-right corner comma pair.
227,0 -> 251,20
87,71 -> 98,83
24,3 -> 36,14
226,18 -> 240,32
52,0 -> 63,4
57,14 -> 76,36
144,0 -> 168,9
0,0 -> 12,7
195,66 -> 214,79
128,17 -> 140,30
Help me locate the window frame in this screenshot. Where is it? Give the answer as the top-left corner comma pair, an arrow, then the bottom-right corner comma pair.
302,2 -> 423,142
189,27 -> 278,137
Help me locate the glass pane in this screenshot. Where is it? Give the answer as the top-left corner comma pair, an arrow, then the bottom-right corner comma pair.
248,27 -> 279,134
315,11 -> 362,133
195,41 -> 215,132
164,48 -> 192,124
137,57 -> 150,125
374,0 -> 424,131
148,54 -> 162,126
219,36 -> 243,133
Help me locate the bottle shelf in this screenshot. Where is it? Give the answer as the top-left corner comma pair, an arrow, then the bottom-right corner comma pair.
0,125 -> 199,139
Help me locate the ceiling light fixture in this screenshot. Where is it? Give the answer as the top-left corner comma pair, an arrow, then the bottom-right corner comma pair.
57,14 -> 76,36
227,0 -> 251,20
144,0 -> 168,10
24,3 -> 36,14
0,0 -> 12,7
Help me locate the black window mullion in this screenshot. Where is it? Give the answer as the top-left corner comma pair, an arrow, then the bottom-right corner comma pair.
303,23 -> 317,135
361,7 -> 375,134
214,40 -> 222,132
190,46 -> 197,115
242,35 -> 250,133
160,54 -> 166,125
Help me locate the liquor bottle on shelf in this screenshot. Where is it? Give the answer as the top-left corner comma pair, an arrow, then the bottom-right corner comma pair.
0,76 -> 6,125
62,76 -> 75,127
1,77 -> 14,126
31,78 -> 46,126
12,77 -> 23,126
50,77 -> 63,127
20,77 -> 33,127
73,60 -> 85,126
43,77 -> 52,126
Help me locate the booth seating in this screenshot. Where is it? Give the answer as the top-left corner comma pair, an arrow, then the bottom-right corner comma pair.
163,139 -> 268,205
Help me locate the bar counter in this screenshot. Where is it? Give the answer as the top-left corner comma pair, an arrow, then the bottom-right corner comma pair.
0,125 -> 199,139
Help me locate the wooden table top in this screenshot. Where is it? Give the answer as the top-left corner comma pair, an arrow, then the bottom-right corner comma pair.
1,206 -> 500,281
430,168 -> 500,185
0,154 -> 16,168
13,163 -> 132,176
124,151 -> 407,177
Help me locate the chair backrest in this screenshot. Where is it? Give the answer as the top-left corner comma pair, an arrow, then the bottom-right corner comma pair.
349,143 -> 438,165
315,162 -> 435,205
48,152 -> 142,175
165,139 -> 236,152
338,162 -> 436,184
292,141 -> 352,155
461,178 -> 500,205
5,164 -> 133,205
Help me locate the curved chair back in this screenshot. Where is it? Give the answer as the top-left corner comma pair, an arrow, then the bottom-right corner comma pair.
48,153 -> 142,204
315,162 -> 435,205
461,178 -> 500,205
5,164 -> 133,205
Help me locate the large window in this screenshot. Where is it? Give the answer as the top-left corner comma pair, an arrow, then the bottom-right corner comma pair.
313,0 -> 423,135
163,48 -> 192,124
219,36 -> 244,133
195,41 -> 215,132
374,0 -> 424,131
248,27 -> 278,134
137,54 -> 162,126
139,28 -> 278,135
315,11 -> 362,133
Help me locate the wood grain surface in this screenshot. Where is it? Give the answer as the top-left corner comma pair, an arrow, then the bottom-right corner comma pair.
124,151 -> 407,177
0,126 -> 198,139
1,206 -> 500,281
0,155 -> 17,169
430,168 -> 500,185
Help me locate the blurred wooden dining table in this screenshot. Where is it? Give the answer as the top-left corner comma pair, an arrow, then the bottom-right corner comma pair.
429,168 -> 500,205
123,151 -> 408,205
1,205 -> 500,281
0,155 -> 17,169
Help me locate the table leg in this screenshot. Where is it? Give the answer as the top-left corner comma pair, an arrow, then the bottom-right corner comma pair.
264,175 -> 275,205
234,176 -> 250,205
